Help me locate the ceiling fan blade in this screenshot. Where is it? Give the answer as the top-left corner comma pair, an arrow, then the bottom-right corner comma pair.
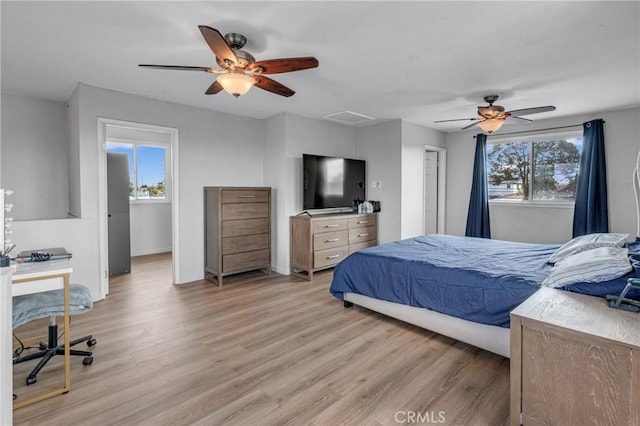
461,121 -> 481,131
505,116 -> 533,124
434,118 -> 478,123
506,106 -> 556,116
198,25 -> 239,66
139,64 -> 215,72
205,80 -> 223,95
250,57 -> 319,74
253,75 -> 295,97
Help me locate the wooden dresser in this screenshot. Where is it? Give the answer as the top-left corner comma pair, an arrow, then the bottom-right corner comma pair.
510,287 -> 640,426
290,212 -> 377,280
204,187 -> 271,286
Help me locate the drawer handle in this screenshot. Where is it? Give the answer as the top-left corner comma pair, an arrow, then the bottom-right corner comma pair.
357,220 -> 369,224
239,226 -> 255,229
357,233 -> 369,237
325,224 -> 339,228
327,254 -> 341,259
239,195 -> 256,198
325,238 -> 340,242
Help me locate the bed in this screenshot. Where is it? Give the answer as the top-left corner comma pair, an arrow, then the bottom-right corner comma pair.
329,234 -> 640,358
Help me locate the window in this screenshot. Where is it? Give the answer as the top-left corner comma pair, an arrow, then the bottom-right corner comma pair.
486,133 -> 583,202
106,140 -> 170,201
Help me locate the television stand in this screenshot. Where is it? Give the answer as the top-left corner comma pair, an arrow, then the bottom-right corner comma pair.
290,212 -> 378,280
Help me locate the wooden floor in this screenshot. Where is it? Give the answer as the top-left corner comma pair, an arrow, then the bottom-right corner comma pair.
13,253 -> 510,425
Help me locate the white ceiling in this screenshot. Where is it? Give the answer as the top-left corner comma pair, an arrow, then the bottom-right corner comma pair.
2,1 -> 639,132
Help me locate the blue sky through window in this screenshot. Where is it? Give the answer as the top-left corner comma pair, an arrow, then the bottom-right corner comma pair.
137,146 -> 165,186
106,141 -> 167,199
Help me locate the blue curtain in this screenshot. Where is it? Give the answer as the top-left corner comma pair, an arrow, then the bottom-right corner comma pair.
572,119 -> 608,237
466,134 -> 491,238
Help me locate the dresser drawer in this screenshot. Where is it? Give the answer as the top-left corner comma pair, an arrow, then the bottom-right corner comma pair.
221,189 -> 269,203
222,218 -> 270,237
314,246 -> 349,269
222,202 -> 269,220
223,249 -> 270,272
313,230 -> 349,251
348,215 -> 377,229
312,218 -> 348,234
222,234 -> 269,255
349,240 -> 377,254
349,225 -> 377,244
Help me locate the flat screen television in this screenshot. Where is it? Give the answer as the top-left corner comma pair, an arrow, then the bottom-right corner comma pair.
303,154 -> 366,210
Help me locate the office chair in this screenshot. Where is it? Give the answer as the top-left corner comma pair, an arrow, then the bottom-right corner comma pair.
12,284 -> 96,385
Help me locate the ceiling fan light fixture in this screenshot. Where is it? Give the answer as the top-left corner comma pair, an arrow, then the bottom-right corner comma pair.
217,73 -> 255,98
479,118 -> 504,134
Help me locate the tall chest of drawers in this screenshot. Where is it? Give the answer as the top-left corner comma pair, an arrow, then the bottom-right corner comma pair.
204,187 -> 271,286
290,213 -> 377,280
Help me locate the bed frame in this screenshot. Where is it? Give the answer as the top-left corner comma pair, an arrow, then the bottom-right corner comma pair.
343,292 -> 511,358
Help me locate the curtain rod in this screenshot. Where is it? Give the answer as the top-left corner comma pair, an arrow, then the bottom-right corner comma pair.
473,121 -> 605,138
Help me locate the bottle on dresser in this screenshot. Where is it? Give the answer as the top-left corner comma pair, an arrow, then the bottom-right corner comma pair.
358,201 -> 373,214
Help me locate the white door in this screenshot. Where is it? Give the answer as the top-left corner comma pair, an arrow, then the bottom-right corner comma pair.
424,151 -> 438,234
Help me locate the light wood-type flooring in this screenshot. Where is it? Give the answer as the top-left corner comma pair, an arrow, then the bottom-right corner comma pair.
12,253 -> 510,425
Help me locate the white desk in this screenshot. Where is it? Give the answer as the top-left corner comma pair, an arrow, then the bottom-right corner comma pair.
11,260 -> 73,409
1,266 -> 12,425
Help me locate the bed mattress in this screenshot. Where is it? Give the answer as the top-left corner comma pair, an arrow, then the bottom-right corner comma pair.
330,235 -> 639,327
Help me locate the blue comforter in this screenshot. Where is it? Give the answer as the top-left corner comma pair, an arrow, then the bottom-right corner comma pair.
330,235 -> 639,327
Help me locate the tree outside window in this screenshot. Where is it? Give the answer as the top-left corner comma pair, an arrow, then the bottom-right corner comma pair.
486,136 -> 582,201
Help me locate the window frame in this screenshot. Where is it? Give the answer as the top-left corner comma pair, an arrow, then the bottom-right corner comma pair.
105,137 -> 172,204
486,129 -> 582,208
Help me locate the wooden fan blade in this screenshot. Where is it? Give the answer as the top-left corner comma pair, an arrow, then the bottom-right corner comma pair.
505,116 -> 533,124
205,80 -> 223,95
506,106 -> 556,116
250,57 -> 319,74
139,64 -> 215,72
198,25 -> 239,66
434,118 -> 478,123
253,75 -> 295,97
461,121 -> 481,131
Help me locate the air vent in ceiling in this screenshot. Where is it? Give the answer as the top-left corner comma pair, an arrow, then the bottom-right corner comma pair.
322,110 -> 375,125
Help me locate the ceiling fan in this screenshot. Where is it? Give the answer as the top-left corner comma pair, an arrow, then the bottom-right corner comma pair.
434,95 -> 556,133
139,25 -> 319,98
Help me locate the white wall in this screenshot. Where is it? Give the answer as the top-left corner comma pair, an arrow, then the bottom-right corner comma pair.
358,120 -> 403,244
400,120 -> 446,239
1,93 -> 69,220
5,85 -> 264,299
76,84 -> 264,289
445,107 -> 640,243
10,218 -> 96,289
263,113 -> 287,273
67,87 -> 81,218
263,113 -> 358,274
130,203 -> 172,256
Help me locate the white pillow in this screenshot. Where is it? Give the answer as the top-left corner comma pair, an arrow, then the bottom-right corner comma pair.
548,233 -> 629,264
542,246 -> 632,288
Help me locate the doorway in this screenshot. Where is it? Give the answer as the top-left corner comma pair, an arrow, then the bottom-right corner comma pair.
423,145 -> 446,235
98,118 -> 180,298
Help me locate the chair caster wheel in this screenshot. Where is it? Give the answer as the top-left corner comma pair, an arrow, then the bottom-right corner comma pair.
87,338 -> 97,347
26,376 -> 37,385
83,356 -> 93,366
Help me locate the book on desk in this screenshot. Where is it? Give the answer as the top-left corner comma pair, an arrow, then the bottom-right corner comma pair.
15,247 -> 72,263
